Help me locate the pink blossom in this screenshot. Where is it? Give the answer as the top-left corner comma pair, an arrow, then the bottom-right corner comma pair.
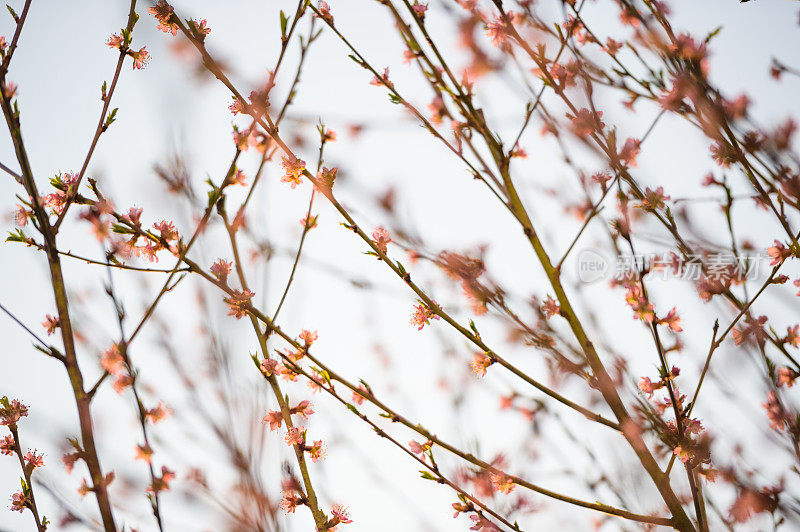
625,284 -> 654,323
547,60 -> 579,89
291,400 -> 314,419
153,220 -> 179,242
307,440 -> 326,462
510,142 -> 527,159
144,402 -> 171,424
62,452 -> 80,474
490,471 -> 515,494
123,207 -> 143,226
129,46 -> 150,70
724,94 -> 750,120
486,13 -> 515,50
541,296 -> 560,318
281,156 -> 306,188
785,325 -> 800,348
224,289 -> 255,319
569,108 -> 604,136
729,486 -> 780,523
669,33 -> 707,62
636,187 -> 670,210
148,1 -> 178,35
112,374 -> 133,394
777,366 -> 799,388
410,302 -> 440,330
0,399 -> 28,426
299,329 -> 318,346
321,127 -> 336,142
106,33 -> 123,49
767,240 -> 793,266
263,410 -> 284,431
285,426 -> 305,446
228,97 -> 245,115
192,19 -> 211,39
135,444 -> 154,464
210,259 -> 232,283
148,466 -> 175,493
370,67 -> 392,88
732,315 -> 768,346
300,214 -> 319,230
10,491 -> 27,513
100,344 -> 126,376
0,434 -> 14,456
412,2 -> 428,19
315,166 -> 337,196
657,307 -> 682,332
315,1 -> 334,25
352,384 -> 368,405
24,450 -> 44,469
638,376 -> 662,398
470,513 -> 500,531
408,440 -> 430,455
307,375 -> 325,393
260,358 -> 278,376
604,37 -> 622,55
331,503 -> 353,524
13,204 -> 27,226
618,138 -> 641,167
762,391 -> 791,431
371,227 -> 392,255
42,314 -> 59,336
281,491 -> 305,513
470,352 -> 494,377
77,478 -> 91,497
685,418 -> 704,435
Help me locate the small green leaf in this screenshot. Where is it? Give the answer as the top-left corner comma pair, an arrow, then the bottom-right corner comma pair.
6,4 -> 18,22
103,108 -> 118,129
5,228 -> 28,243
279,11 -> 289,39
705,25 -> 722,43
111,223 -> 135,235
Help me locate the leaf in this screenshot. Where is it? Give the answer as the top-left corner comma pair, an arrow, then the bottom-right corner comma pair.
705,25 -> 723,43
104,108 -> 118,129
111,223 -> 135,235
419,471 -> 438,481
279,11 -> 289,39
765,356 -> 776,380
33,345 -> 53,357
320,369 -> 332,386
5,228 -> 28,243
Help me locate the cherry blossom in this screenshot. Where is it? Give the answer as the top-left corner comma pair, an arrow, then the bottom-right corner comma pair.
410,302 -> 440,330
281,156 -> 306,188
